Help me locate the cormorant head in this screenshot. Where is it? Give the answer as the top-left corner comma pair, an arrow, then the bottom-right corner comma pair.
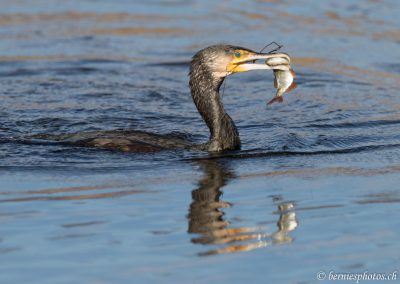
190,44 -> 290,82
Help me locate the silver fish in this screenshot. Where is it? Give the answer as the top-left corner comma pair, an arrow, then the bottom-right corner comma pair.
267,67 -> 297,105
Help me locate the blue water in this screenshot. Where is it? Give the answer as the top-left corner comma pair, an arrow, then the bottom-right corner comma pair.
1,0 -> 400,283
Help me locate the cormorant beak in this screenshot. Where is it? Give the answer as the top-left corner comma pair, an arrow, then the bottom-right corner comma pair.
227,52 -> 290,73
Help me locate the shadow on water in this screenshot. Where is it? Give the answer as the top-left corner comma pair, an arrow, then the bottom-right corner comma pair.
188,160 -> 298,256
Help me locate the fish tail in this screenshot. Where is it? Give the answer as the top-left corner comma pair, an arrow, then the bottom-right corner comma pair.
267,96 -> 284,105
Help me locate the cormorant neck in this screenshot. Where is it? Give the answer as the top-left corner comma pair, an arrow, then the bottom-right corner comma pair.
189,64 -> 240,152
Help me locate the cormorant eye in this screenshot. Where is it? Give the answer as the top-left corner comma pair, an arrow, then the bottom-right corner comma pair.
234,52 -> 241,58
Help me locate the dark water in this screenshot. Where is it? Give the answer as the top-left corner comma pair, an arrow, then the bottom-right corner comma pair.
1,0 -> 400,283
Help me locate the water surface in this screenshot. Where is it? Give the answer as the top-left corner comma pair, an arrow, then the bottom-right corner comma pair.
1,0 -> 400,283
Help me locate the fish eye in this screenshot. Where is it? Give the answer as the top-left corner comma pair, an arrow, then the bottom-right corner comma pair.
234,51 -> 241,58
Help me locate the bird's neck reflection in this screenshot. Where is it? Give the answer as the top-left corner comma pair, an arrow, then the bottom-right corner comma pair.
188,160 -> 298,256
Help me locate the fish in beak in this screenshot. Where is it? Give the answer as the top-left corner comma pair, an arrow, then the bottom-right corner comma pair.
264,56 -> 297,105
227,51 -> 291,73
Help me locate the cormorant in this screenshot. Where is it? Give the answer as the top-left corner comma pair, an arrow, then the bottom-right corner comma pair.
45,45 -> 290,152
189,44 -> 289,151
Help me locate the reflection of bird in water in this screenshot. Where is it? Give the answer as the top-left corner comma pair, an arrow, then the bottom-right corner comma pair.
188,160 -> 235,244
188,160 -> 298,256
39,45 -> 289,152
272,203 -> 298,244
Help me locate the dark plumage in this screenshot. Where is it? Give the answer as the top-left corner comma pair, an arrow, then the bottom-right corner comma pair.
189,45 -> 242,151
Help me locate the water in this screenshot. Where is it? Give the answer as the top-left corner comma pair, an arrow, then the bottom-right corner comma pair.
1,0 -> 400,283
